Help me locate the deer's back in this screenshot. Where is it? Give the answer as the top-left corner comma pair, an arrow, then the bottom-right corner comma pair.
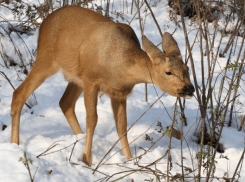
37,6 -> 142,96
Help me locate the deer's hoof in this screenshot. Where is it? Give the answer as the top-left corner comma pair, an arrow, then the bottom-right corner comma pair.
82,154 -> 92,166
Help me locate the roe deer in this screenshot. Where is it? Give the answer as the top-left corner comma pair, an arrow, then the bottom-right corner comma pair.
10,6 -> 195,166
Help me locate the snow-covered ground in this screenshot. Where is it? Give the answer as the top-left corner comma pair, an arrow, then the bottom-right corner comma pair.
0,0 -> 245,181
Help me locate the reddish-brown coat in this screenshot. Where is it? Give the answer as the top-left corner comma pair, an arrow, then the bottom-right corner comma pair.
10,6 -> 194,166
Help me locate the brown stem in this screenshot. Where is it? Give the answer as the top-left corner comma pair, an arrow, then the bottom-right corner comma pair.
206,49 -> 245,181
228,13 -> 245,126
177,0 -> 202,109
180,98 -> 184,181
166,99 -> 178,182
143,0 -> 162,37
178,98 -> 187,126
69,140 -> 78,161
0,71 -> 31,109
134,0 -> 148,102
93,93 -> 165,174
231,146 -> 245,182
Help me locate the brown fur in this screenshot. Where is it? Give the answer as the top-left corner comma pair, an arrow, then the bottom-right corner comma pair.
10,6 -> 194,166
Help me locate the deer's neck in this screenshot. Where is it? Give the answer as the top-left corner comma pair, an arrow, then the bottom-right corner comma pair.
129,51 -> 154,85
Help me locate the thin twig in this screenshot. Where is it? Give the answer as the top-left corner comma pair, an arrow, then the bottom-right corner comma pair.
231,145 -> 245,182
143,0 -> 162,37
69,140 -> 78,161
166,99 -> 178,182
0,71 -> 31,108
93,93 -> 165,174
134,0 -> 148,102
101,106 -> 166,166
37,138 -> 85,158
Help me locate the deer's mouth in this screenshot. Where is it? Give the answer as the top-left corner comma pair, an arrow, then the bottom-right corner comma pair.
177,92 -> 193,99
177,85 -> 195,99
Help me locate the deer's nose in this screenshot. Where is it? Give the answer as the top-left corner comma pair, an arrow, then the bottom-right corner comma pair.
189,85 -> 195,93
183,85 -> 195,95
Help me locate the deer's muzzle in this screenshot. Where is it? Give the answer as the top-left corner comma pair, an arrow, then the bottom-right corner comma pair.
177,85 -> 195,98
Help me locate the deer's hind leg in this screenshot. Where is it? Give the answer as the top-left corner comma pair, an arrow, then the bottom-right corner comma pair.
59,82 -> 83,134
111,97 -> 132,159
10,58 -> 58,144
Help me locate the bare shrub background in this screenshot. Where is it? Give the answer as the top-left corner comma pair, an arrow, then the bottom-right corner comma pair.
0,0 -> 245,181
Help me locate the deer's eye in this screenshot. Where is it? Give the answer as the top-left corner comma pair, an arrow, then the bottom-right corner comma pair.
166,72 -> 173,75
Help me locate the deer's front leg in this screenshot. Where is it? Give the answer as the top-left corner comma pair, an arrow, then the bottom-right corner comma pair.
82,83 -> 99,166
111,97 -> 132,159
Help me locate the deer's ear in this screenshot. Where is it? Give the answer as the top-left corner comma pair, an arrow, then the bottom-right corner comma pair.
142,35 -> 163,63
162,32 -> 181,56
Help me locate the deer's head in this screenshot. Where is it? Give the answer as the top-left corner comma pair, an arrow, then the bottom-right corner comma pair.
143,33 -> 195,99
